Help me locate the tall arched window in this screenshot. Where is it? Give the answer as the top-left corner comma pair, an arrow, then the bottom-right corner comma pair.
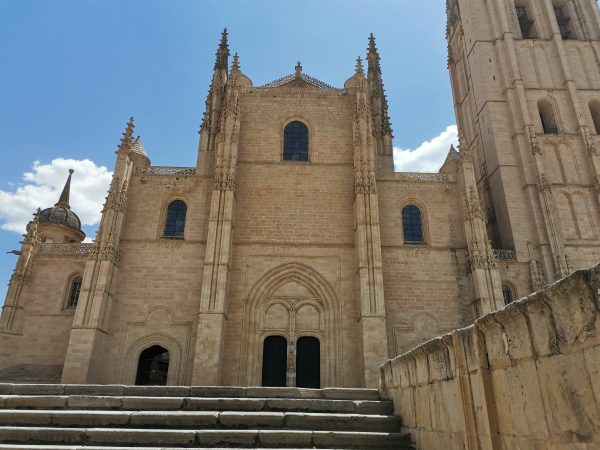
538,100 -> 559,134
402,205 -> 424,243
283,121 -> 309,161
590,101 -> 600,134
66,276 -> 82,309
163,200 -> 187,239
502,284 -> 515,305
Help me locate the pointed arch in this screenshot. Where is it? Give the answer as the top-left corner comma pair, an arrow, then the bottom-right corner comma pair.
240,262 -> 341,387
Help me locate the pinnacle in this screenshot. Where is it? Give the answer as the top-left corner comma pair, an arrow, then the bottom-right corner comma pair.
231,52 -> 240,72
55,169 -> 74,209
214,28 -> 230,70
118,116 -> 135,153
355,56 -> 365,76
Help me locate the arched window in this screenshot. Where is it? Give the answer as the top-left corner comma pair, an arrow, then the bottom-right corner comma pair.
163,200 -> 187,239
402,205 -> 424,243
538,100 -> 559,134
283,121 -> 309,161
590,101 -> 600,134
502,284 -> 515,305
66,276 -> 82,309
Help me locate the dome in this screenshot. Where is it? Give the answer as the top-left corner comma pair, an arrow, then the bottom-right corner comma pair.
37,205 -> 83,232
33,169 -> 85,238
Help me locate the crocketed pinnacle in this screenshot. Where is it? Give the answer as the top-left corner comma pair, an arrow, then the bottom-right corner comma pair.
118,116 -> 135,152
355,57 -> 365,77
367,33 -> 381,69
215,28 -> 229,70
231,52 -> 240,73
55,169 -> 74,209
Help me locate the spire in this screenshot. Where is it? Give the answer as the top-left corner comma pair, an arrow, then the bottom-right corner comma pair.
130,135 -> 147,156
55,169 -> 74,209
214,28 -> 230,70
118,116 -> 135,153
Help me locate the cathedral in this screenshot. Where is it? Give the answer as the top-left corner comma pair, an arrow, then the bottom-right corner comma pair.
1,0 -> 600,389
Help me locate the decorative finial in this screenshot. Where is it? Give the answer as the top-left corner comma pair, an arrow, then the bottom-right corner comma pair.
355,57 -> 364,76
55,169 -> 74,209
295,61 -> 302,76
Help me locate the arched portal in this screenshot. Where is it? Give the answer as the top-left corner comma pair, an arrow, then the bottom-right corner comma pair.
135,345 -> 170,386
296,336 -> 320,388
241,262 -> 341,387
261,335 -> 288,387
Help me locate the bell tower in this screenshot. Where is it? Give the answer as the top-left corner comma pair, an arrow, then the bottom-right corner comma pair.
447,0 -> 600,287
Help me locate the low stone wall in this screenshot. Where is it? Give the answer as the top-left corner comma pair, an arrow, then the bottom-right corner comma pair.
380,265 -> 600,450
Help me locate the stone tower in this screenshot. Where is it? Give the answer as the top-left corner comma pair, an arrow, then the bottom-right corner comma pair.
447,0 -> 600,288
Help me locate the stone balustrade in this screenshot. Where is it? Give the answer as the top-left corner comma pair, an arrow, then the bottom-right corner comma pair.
380,264 -> 600,450
37,242 -> 93,256
493,249 -> 516,261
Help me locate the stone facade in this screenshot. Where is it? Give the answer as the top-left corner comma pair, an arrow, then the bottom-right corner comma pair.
380,264 -> 600,449
1,0 -> 600,388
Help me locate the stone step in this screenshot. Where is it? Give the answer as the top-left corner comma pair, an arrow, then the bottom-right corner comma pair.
0,409 -> 402,432
0,447 -> 356,450
0,395 -> 394,415
0,384 -> 381,401
0,426 -> 413,448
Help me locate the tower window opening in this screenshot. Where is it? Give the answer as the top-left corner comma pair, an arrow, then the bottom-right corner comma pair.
163,200 -> 187,239
515,6 -> 535,39
502,284 -> 515,305
66,276 -> 82,309
554,6 -> 572,40
590,101 -> 600,134
538,101 -> 559,134
402,205 -> 425,243
283,121 -> 309,162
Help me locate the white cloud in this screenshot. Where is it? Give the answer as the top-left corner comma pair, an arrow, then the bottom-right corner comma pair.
393,125 -> 459,172
0,158 -> 112,234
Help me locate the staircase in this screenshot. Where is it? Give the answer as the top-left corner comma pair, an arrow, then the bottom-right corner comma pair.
0,384 -> 413,449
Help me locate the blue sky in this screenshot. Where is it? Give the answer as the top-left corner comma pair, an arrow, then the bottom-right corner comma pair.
0,0 -> 457,302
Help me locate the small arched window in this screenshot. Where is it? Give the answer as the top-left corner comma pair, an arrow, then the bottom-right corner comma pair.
163,200 -> 187,239
502,284 -> 515,305
66,276 -> 82,309
589,101 -> 600,134
283,121 -> 309,161
402,205 -> 424,243
538,100 -> 559,134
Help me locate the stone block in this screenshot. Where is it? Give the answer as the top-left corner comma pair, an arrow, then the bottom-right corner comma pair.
122,385 -> 190,397
218,411 -> 284,428
517,293 -> 558,358
195,429 -> 258,446
10,385 -> 64,396
52,410 -> 130,427
86,428 -> 195,446
185,397 -> 265,411
121,396 -> 183,410
130,411 -> 218,428
4,395 -> 67,409
0,426 -> 85,444
64,384 -> 124,396
190,386 -> 246,398
353,399 -> 394,415
0,410 -> 52,426
258,429 -> 313,446
67,395 -> 122,409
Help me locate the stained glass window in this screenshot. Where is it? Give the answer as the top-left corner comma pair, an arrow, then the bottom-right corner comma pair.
164,200 -> 187,239
283,121 -> 309,161
402,205 -> 424,243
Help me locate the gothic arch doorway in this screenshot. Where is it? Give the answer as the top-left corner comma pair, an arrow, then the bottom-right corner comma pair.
261,335 -> 288,387
242,262 -> 341,387
296,336 -> 320,388
135,345 -> 170,386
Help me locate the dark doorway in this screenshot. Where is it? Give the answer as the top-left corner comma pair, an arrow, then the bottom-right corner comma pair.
261,335 -> 287,387
296,336 -> 320,388
135,345 -> 170,386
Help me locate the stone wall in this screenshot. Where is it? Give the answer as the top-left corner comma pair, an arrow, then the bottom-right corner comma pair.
380,264 -> 600,450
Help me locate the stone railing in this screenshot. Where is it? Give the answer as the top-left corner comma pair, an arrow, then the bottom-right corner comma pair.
394,173 -> 453,183
380,264 -> 600,449
493,249 -> 516,261
143,166 -> 197,176
37,243 -> 93,256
